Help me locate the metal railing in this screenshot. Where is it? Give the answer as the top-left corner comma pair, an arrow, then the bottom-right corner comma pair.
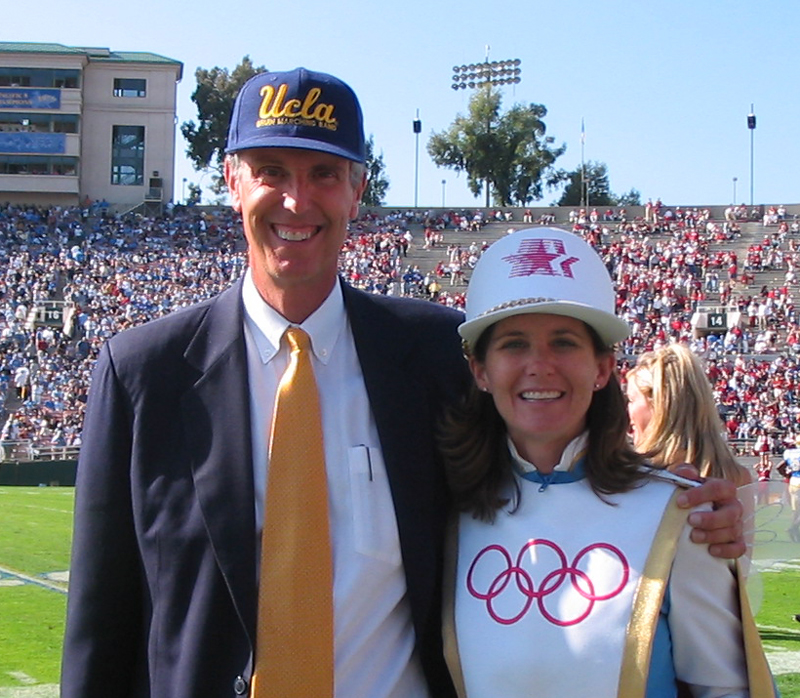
0,440 -> 79,462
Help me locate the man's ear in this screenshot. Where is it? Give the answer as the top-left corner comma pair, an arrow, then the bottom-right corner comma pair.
350,171 -> 368,220
224,157 -> 242,213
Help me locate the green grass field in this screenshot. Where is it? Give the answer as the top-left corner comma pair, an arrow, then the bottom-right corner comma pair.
0,485 -> 798,696
0,487 -> 71,695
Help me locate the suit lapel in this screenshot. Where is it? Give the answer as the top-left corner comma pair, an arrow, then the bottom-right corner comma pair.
181,280 -> 257,641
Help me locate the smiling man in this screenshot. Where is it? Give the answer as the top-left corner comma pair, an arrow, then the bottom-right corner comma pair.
61,68 -> 747,698
224,71 -> 368,321
61,68 -> 469,698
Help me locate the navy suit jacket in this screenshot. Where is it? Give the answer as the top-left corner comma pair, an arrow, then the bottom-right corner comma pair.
61,278 -> 469,698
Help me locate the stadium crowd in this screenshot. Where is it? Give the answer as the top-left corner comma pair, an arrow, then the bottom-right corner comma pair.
2,200 -> 800,464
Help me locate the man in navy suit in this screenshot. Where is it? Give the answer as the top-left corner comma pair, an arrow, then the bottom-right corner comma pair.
62,68 -> 745,698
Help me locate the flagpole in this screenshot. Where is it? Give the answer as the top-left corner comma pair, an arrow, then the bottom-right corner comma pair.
580,118 -> 586,207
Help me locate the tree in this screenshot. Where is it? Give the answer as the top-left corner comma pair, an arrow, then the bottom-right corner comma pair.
362,135 -> 389,206
554,161 -> 641,207
187,183 -> 202,206
427,87 -> 565,206
555,161 -> 614,207
615,188 -> 642,206
181,56 -> 266,193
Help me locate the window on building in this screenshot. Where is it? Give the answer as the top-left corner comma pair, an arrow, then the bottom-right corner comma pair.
3,156 -> 47,174
0,68 -> 80,88
54,71 -> 80,89
52,114 -> 79,133
51,157 -> 78,176
0,72 -> 31,87
111,125 -> 145,185
0,113 -> 79,134
113,78 -> 147,98
0,155 -> 78,175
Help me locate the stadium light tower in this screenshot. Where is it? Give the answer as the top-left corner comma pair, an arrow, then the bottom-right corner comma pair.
413,110 -> 422,208
450,49 -> 522,206
450,55 -> 522,91
747,105 -> 756,207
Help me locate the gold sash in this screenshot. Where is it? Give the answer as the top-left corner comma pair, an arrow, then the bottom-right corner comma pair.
617,491 -> 688,696
443,514 -> 468,698
619,490 -> 776,698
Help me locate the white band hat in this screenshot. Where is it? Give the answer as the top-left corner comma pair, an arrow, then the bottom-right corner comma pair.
458,227 -> 630,350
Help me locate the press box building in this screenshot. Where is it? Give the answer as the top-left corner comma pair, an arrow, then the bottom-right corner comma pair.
0,42 -> 182,209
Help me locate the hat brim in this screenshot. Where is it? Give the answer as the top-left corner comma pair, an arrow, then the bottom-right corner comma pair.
225,135 -> 364,163
458,299 -> 630,351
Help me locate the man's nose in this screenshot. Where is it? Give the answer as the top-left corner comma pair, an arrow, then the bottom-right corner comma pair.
282,177 -> 310,214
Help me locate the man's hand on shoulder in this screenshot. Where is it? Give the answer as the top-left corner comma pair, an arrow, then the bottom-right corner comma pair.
673,464 -> 745,560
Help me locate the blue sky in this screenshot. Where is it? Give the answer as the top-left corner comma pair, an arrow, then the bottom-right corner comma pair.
5,0 -> 799,208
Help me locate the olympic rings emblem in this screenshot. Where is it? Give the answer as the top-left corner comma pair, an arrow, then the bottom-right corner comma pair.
466,539 -> 629,626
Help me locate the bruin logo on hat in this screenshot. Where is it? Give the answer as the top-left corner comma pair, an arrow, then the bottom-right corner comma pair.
225,67 -> 365,163
458,227 -> 630,351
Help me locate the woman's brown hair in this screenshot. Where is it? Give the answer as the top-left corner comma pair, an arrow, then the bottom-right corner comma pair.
438,319 -> 647,522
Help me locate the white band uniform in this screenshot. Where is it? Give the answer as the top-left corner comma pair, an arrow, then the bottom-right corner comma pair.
447,442 -> 750,697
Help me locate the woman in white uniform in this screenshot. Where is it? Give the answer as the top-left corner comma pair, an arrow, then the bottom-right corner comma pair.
439,228 -> 775,698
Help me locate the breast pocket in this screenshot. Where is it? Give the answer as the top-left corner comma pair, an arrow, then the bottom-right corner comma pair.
348,445 -> 402,566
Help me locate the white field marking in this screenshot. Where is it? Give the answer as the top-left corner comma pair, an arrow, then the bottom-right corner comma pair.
0,489 -> 71,495
757,558 -> 800,572
759,623 -> 800,637
0,566 -> 67,594
21,505 -> 72,515
0,488 -> 72,495
764,647 -> 800,675
0,499 -> 72,515
0,684 -> 59,697
0,488 -> 73,515
4,674 -> 35,686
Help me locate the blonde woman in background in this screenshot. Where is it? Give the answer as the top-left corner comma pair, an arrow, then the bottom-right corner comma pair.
626,343 -> 752,486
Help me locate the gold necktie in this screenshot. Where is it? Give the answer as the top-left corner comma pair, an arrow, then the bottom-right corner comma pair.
252,327 -> 333,697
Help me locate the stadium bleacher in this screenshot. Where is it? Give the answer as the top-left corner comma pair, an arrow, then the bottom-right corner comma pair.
2,200 -> 799,477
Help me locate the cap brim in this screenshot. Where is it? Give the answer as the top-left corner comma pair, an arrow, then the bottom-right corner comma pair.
458,300 -> 630,350
225,135 -> 364,163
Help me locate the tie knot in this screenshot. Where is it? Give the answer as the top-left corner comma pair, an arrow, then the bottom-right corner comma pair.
285,326 -> 312,354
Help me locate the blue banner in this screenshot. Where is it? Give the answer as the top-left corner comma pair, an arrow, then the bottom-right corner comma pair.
0,88 -> 61,109
0,132 -> 66,154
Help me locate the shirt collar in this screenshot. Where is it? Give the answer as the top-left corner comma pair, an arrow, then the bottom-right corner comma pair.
241,269 -> 345,365
510,431 -> 589,475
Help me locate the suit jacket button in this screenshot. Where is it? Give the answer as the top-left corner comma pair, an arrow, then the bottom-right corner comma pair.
233,676 -> 248,695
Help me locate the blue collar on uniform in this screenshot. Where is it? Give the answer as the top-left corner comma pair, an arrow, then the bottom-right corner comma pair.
515,457 -> 587,492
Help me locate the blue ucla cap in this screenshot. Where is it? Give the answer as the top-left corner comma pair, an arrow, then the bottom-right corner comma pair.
225,67 -> 365,163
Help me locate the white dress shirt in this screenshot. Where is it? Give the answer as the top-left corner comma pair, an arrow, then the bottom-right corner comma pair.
241,271 -> 429,698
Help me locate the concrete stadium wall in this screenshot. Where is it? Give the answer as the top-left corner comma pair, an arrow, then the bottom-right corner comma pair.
362,203 -> 800,221
173,203 -> 800,223
0,191 -> 79,207
0,460 -> 77,487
